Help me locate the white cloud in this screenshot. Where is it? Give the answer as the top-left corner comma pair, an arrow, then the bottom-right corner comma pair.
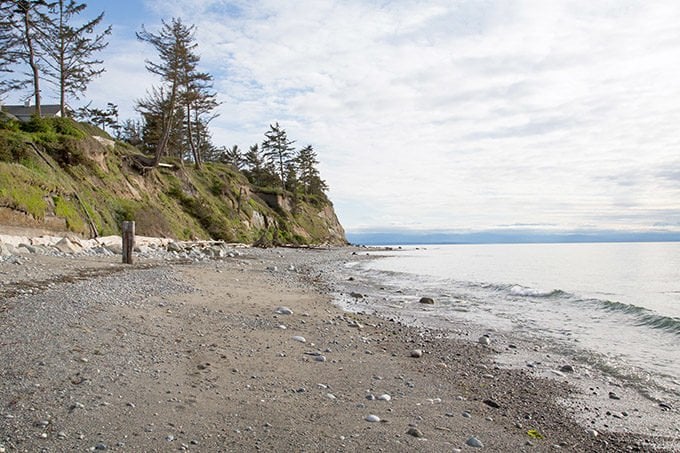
40,0 -> 680,233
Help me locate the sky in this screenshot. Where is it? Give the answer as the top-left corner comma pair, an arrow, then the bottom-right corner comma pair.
6,0 -> 680,236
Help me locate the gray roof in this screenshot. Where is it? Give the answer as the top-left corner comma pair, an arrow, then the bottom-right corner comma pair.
1,104 -> 63,120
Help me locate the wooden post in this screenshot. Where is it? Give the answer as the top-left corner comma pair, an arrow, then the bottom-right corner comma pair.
122,221 -> 135,264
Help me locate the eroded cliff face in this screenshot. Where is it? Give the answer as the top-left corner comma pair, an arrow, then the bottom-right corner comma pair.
0,128 -> 347,246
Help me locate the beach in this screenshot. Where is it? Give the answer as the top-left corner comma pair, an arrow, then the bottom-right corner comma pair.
0,242 -> 676,452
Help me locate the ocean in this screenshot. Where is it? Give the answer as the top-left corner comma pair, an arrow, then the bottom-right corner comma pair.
335,242 -> 680,404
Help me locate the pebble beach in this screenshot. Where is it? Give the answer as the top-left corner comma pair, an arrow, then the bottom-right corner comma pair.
0,234 -> 677,452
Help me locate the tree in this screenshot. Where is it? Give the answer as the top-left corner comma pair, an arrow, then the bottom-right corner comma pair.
39,0 -> 111,115
119,119 -> 144,148
74,101 -> 118,133
135,85 -> 184,157
0,1 -> 26,98
296,144 -> 328,195
8,0 -> 50,115
261,122 -> 295,191
219,145 -> 243,169
137,17 -> 217,168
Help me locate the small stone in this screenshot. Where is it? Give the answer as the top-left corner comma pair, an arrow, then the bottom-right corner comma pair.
275,306 -> 293,315
410,349 -> 423,358
166,435 -> 175,441
377,394 -> 391,401
462,411 -> 471,418
58,431 -> 67,439
365,414 -> 381,422
587,429 -> 599,437
483,399 -> 500,409
95,443 -> 108,450
478,335 -> 491,346
314,355 -> 327,362
292,336 -> 306,343
366,394 -> 376,400
350,292 -> 364,299
418,297 -> 435,305
406,427 -> 425,437
466,436 -> 484,448
326,393 -> 337,400
608,392 -> 621,400
560,364 -> 575,373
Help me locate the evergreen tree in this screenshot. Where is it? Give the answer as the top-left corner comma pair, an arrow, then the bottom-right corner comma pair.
220,145 -> 243,169
296,144 -> 328,195
7,0 -> 50,115
137,17 -> 217,168
0,1 -> 26,98
135,85 -> 184,157
261,122 -> 295,191
39,0 -> 111,115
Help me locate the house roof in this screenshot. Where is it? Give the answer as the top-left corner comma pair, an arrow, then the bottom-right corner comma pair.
1,104 -> 62,119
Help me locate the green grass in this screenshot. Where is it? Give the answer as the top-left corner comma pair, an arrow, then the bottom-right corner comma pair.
0,121 -> 343,244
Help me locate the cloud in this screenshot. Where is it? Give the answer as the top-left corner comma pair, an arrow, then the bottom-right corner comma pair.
42,0 -> 680,234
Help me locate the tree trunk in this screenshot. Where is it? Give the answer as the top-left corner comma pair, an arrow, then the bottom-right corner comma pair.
154,80 -> 178,166
186,102 -> 201,169
23,7 -> 41,117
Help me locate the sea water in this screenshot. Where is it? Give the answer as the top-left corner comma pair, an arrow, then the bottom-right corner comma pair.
338,242 -> 680,402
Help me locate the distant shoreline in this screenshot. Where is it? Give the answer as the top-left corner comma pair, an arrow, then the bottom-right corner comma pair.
347,231 -> 680,246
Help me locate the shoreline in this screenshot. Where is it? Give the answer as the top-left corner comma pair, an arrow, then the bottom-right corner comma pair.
0,244 -> 677,451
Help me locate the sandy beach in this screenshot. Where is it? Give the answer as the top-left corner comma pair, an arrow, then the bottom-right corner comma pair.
0,244 -> 677,452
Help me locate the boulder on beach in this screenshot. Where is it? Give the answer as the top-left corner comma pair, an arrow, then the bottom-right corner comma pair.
54,237 -> 81,254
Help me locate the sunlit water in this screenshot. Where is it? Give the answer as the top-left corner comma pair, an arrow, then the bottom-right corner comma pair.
339,242 -> 680,400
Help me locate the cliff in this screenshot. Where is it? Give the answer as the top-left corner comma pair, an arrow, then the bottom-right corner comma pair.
0,117 -> 346,245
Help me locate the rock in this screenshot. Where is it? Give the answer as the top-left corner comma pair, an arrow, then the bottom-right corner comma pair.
377,394 -> 391,401
659,402 -> 672,411
365,414 -> 380,422
462,411 -> 471,418
483,399 -> 500,409
419,297 -> 435,305
587,429 -> 599,437
410,349 -> 423,358
314,355 -> 327,362
466,436 -> 484,448
95,443 -> 108,450
0,243 -> 12,257
275,306 -> 294,315
478,335 -> 491,346
350,292 -> 364,299
18,243 -> 38,254
292,336 -> 306,343
167,241 -> 183,252
560,364 -> 575,373
608,391 -> 621,400
406,427 -> 425,438
4,256 -> 22,265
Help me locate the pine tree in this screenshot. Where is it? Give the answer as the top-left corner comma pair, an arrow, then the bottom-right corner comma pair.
296,144 -> 328,195
137,18 -> 217,168
7,0 -> 50,115
220,145 -> 243,169
261,122 -> 295,191
0,1 -> 26,98
39,0 -> 111,115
